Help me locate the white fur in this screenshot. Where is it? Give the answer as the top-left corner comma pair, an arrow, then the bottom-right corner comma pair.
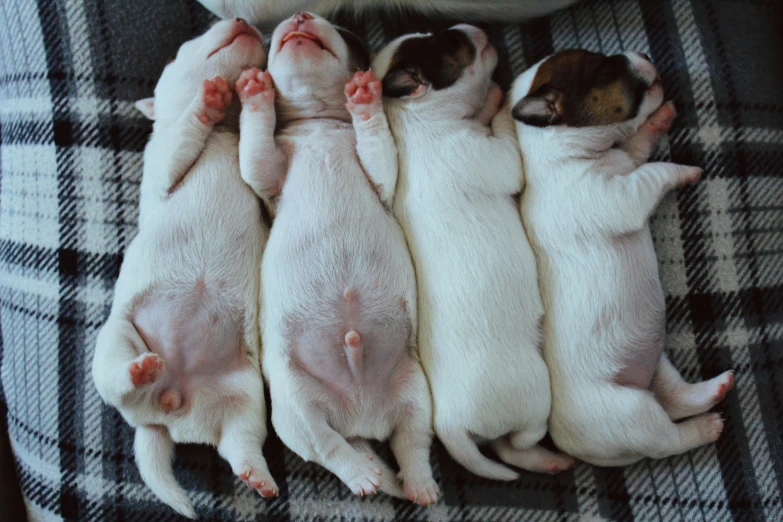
91,20 -> 275,518
199,0 -> 580,28
374,26 -> 573,480
511,52 -> 732,466
241,13 -> 438,504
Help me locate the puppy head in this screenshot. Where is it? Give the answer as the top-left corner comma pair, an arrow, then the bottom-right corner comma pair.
135,19 -> 266,121
266,12 -> 369,100
511,50 -> 662,132
373,24 -> 498,115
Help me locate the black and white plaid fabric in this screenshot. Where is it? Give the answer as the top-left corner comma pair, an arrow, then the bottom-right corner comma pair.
1,0 -> 781,520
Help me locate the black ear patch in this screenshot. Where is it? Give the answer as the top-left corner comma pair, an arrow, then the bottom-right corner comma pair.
335,27 -> 370,71
382,30 -> 476,98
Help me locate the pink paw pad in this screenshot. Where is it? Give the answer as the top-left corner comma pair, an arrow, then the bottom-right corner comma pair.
239,469 -> 279,498
198,76 -> 232,125
129,354 -> 164,387
236,68 -> 274,110
345,70 -> 381,120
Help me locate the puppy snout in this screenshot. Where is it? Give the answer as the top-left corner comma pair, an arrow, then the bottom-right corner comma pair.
235,18 -> 246,23
293,12 -> 313,24
637,52 -> 652,63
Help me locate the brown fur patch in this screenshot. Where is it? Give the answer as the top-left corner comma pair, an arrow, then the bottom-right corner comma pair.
518,49 -> 649,127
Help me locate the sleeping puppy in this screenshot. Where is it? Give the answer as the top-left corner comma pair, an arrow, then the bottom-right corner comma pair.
373,25 -> 573,480
510,50 -> 735,466
237,12 -> 439,504
198,0 -> 580,28
91,19 -> 276,518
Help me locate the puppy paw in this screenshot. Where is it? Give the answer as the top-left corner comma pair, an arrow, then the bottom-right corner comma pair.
403,476 -> 440,506
697,412 -> 725,444
345,454 -> 383,497
711,370 -> 735,404
542,454 -> 575,475
236,68 -> 274,111
477,82 -> 504,126
198,76 -> 232,125
129,353 -> 164,387
678,166 -> 702,187
643,101 -> 676,138
345,70 -> 382,121
239,467 -> 279,498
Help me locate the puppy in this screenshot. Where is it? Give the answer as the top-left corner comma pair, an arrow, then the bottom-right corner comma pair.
199,0 -> 580,28
373,25 -> 573,480
237,12 -> 439,504
91,19 -> 276,518
510,50 -> 735,466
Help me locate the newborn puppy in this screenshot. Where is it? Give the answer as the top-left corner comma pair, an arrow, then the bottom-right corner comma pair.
510,50 -> 735,466
199,0 -> 579,28
91,19 -> 276,518
237,12 -> 438,504
373,25 -> 573,480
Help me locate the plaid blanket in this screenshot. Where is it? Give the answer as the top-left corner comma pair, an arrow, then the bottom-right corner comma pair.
1,0 -> 781,520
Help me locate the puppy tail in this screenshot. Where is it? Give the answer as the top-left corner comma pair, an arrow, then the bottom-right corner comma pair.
347,438 -> 406,499
439,427 -> 520,481
135,425 -> 196,519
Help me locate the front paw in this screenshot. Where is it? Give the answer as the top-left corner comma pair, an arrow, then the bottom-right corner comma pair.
129,353 -> 164,387
198,76 -> 232,125
478,82 -> 504,126
345,70 -> 382,121
403,475 -> 440,506
678,166 -> 702,187
236,68 -> 274,112
641,101 -> 676,141
344,453 -> 383,497
238,466 -> 279,498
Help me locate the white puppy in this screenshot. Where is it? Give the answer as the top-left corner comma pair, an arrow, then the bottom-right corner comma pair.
198,0 -> 580,28
510,50 -> 735,466
373,25 -> 573,480
91,19 -> 276,518
237,12 -> 439,505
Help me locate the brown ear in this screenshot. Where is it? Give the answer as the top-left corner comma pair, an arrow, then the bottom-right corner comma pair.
511,86 -> 563,127
382,68 -> 428,98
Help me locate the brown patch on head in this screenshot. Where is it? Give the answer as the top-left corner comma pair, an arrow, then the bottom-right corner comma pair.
513,49 -> 651,127
382,30 -> 477,97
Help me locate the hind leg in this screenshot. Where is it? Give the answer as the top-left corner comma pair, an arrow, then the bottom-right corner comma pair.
491,427 -> 573,475
651,354 -> 734,421
389,364 -> 439,505
217,367 -> 278,498
270,377 -> 384,496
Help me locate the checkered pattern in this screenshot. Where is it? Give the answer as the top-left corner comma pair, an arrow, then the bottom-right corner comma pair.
1,0 -> 781,520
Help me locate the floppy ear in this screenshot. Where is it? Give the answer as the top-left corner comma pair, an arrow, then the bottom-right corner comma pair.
511,86 -> 563,127
134,97 -> 156,120
335,27 -> 371,71
381,68 -> 428,98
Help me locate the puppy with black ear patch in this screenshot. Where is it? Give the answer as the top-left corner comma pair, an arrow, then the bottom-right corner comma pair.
91,19 -> 276,518
373,25 -> 573,480
237,12 -> 439,504
510,50 -> 735,466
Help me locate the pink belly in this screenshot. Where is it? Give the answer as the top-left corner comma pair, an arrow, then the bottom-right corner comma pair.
132,279 -> 247,412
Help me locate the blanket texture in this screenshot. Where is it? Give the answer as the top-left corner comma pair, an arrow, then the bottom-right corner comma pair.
1,0 -> 781,520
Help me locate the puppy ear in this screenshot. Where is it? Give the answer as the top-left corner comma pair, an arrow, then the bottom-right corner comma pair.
134,97 -> 156,120
335,27 -> 370,71
511,86 -> 563,127
382,68 -> 428,98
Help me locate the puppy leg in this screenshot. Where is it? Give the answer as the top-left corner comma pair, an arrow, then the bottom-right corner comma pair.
476,83 -> 504,126
491,438 -> 574,475
237,68 -> 287,210
218,374 -> 278,498
389,366 -> 439,506
594,161 -> 702,235
271,385 -> 385,497
622,101 -> 677,166
346,70 -> 398,207
651,354 -> 734,421
143,77 -> 231,197
92,317 -> 161,407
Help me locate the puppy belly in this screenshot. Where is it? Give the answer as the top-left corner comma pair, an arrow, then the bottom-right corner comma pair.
287,286 -> 411,402
132,279 -> 248,413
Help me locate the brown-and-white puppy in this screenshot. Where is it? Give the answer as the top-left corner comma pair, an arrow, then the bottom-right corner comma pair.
511,50 -> 735,466
91,19 -> 276,518
237,12 -> 439,504
372,26 -> 573,480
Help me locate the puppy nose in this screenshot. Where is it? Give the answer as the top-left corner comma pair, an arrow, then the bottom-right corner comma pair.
639,52 -> 652,62
235,18 -> 246,24
293,12 -> 313,24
